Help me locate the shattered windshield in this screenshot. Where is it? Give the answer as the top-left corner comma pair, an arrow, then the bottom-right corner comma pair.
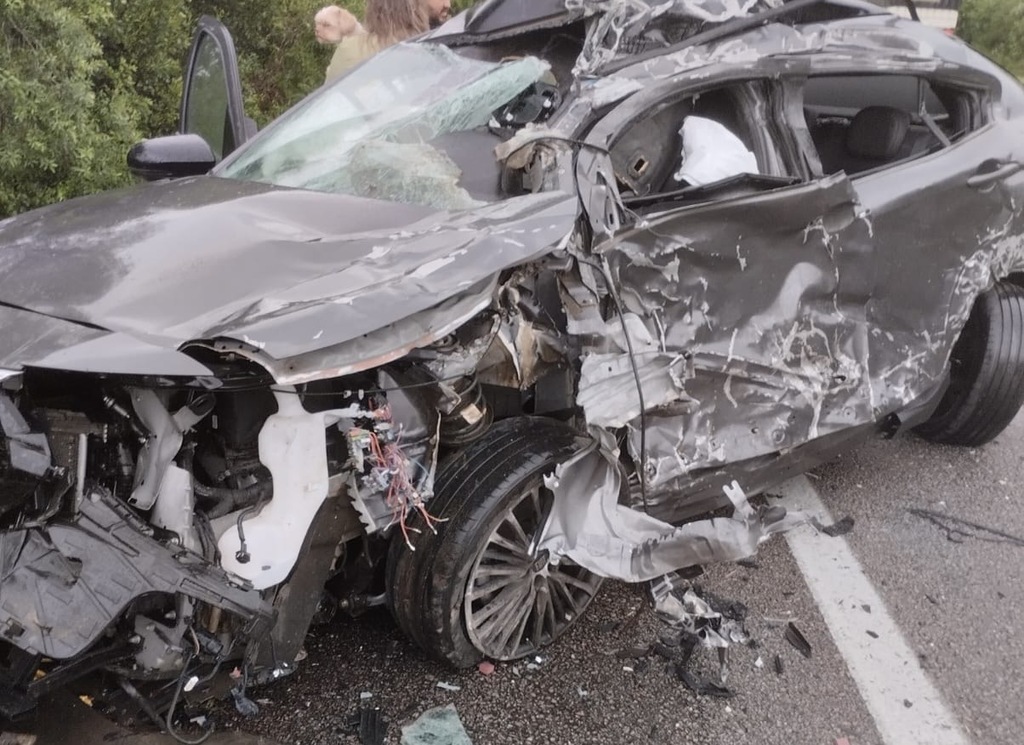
218,44 -> 549,210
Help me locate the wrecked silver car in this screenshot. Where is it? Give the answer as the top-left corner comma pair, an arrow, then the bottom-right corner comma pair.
3,0 -> 1024,729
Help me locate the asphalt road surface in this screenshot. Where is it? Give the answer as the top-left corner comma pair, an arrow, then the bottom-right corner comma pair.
16,413 -> 1024,745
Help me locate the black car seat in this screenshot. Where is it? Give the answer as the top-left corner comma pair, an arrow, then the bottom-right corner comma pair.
843,105 -> 910,174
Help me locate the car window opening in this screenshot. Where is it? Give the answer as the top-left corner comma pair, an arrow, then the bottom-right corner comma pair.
610,82 -> 796,211
804,74 -> 983,178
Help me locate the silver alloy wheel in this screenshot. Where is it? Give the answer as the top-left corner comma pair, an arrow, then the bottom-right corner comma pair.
463,480 -> 602,660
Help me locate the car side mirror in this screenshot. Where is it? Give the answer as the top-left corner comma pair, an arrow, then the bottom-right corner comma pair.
127,134 -> 217,181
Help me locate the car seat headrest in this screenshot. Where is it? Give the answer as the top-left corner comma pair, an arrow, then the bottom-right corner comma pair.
846,106 -> 911,161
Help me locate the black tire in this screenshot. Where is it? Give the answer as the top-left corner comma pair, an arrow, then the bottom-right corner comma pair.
915,282 -> 1024,446
386,417 -> 603,667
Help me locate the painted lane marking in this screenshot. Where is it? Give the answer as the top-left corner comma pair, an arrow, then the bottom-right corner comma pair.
776,475 -> 970,745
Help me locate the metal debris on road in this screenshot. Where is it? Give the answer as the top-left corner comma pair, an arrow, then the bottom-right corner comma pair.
436,682 -> 462,692
909,508 -> 1024,547
401,704 -> 473,745
784,622 -> 813,659
648,572 -> 753,696
811,515 -> 856,537
674,665 -> 735,699
773,654 -> 784,675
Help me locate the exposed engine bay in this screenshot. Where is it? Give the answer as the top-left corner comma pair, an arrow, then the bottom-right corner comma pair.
0,351 -> 504,728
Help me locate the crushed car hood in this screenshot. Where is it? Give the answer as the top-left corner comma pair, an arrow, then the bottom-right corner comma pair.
0,177 -> 578,378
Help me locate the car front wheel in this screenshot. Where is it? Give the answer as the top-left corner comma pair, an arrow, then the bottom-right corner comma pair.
386,417 -> 603,667
915,281 -> 1024,447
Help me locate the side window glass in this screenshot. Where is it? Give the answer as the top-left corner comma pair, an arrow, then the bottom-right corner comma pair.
803,74 -> 983,178
183,33 -> 234,160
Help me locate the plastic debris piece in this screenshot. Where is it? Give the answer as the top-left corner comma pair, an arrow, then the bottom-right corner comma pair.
622,666 -> 635,673
477,661 -> 496,676
183,675 -> 200,693
350,704 -> 385,745
401,704 -> 473,745
577,686 -> 588,697
812,516 -> 855,537
754,656 -> 764,669
436,682 -> 461,692
360,691 -> 374,700
675,664 -> 735,698
784,622 -> 812,659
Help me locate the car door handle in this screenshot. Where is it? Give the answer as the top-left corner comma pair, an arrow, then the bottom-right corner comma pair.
968,161 -> 1022,189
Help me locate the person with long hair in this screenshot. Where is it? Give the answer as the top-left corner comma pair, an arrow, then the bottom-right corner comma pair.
319,0 -> 443,84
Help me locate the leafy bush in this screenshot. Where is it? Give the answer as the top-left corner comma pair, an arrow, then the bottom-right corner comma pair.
0,0 -> 478,217
957,0 -> 1024,78
0,0 -> 149,215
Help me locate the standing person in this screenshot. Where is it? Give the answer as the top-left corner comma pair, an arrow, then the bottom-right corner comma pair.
319,0 -> 436,84
363,0 -> 430,46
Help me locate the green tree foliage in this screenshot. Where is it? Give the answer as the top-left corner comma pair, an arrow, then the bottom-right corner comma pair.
0,0 -> 478,217
957,0 -> 1024,78
0,0 -> 147,215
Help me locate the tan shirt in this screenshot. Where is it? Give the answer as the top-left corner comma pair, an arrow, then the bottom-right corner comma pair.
326,32 -> 381,83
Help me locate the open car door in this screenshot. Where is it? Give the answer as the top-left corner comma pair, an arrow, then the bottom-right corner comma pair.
180,16 -> 254,160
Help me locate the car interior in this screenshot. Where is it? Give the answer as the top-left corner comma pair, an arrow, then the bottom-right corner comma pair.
605,82 -> 803,212
803,74 -> 981,177
610,85 -> 766,193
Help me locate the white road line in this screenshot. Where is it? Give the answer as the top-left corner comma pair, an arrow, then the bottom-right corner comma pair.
776,475 -> 970,745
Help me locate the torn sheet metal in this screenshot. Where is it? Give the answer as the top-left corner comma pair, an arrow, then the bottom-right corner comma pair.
538,432 -> 802,581
564,173 -> 889,507
569,0 -> 784,76
0,181 -> 578,382
0,492 -> 271,659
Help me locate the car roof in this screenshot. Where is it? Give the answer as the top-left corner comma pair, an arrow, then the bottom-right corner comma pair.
433,0 -> 888,47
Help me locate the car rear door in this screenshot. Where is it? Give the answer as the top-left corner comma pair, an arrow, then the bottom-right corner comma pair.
795,63 -> 1024,410
180,16 -> 254,160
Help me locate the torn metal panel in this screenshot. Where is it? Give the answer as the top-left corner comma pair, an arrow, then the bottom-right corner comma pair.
569,0 -> 785,76
0,492 -> 271,659
0,181 -> 578,381
538,432 -> 803,581
567,172 -> 888,504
